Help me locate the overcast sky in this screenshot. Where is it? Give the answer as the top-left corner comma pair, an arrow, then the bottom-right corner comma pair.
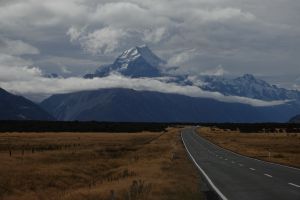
0,0 -> 300,98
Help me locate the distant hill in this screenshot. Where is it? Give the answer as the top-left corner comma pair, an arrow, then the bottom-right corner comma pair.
0,88 -> 54,120
40,88 -> 299,123
289,115 -> 300,123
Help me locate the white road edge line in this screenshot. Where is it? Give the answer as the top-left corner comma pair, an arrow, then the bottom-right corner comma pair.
288,183 -> 300,188
250,168 -> 256,171
181,132 -> 228,200
264,174 -> 272,178
193,128 -> 300,172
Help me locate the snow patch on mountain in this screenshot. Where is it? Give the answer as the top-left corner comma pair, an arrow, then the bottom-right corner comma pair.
85,45 -> 166,78
83,45 -> 299,103
198,74 -> 300,101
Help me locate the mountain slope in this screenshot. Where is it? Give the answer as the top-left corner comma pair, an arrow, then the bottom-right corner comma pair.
0,88 -> 54,120
84,45 -> 300,101
199,74 -> 300,101
84,45 -> 165,78
289,115 -> 300,123
40,88 -> 299,123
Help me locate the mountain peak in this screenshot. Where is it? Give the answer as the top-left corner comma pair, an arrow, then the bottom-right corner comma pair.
85,45 -> 165,78
116,44 -> 164,67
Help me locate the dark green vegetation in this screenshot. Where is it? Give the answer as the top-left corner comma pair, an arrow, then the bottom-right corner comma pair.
1,121 -> 300,133
0,121 -> 173,132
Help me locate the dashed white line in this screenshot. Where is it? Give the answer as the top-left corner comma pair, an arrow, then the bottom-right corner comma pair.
192,128 -> 300,172
181,133 -> 229,200
249,168 -> 256,171
231,161 -> 235,164
225,158 -> 228,161
288,183 -> 300,188
239,164 -> 243,167
264,174 -> 273,178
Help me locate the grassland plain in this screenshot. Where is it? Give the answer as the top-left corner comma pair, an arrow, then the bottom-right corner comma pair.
0,128 -> 203,200
197,127 -> 300,168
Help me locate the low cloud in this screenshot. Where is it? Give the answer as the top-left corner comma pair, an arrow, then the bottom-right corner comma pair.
67,26 -> 127,54
293,77 -> 300,90
143,27 -> 168,43
0,37 -> 39,55
0,54 -> 42,82
168,49 -> 198,67
196,7 -> 255,22
0,73 -> 288,107
200,65 -> 228,76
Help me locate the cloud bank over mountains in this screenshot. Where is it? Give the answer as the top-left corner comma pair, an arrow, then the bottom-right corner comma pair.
0,73 -> 288,107
0,0 -> 299,103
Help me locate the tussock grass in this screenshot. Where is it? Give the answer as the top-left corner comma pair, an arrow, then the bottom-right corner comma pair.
198,127 -> 300,168
0,128 -> 202,200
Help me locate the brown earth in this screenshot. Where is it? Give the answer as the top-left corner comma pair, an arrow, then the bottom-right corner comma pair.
197,127 -> 300,168
0,128 -> 202,200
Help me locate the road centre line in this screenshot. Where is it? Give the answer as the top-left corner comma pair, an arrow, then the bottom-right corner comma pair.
288,183 -> 300,188
264,174 -> 273,178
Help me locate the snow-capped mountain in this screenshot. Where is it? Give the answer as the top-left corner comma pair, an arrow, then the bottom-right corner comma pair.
199,74 -> 300,101
85,45 -> 166,78
84,45 -> 300,102
39,45 -> 300,122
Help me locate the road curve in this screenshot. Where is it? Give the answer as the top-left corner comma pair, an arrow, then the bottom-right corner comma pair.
182,127 -> 300,200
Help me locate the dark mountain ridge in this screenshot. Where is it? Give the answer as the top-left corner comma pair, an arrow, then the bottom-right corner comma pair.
40,88 -> 299,123
0,88 -> 54,120
289,115 -> 300,123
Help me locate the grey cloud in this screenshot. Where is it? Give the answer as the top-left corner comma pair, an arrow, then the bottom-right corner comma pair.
0,37 -> 39,55
0,74 -> 288,107
0,0 -> 299,94
0,54 -> 42,82
69,26 -> 128,54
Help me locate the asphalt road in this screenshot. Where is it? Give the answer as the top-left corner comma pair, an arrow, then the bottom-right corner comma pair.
181,127 -> 300,200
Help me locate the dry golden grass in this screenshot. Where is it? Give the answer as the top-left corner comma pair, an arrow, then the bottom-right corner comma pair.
0,128 -> 202,200
197,127 -> 300,168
